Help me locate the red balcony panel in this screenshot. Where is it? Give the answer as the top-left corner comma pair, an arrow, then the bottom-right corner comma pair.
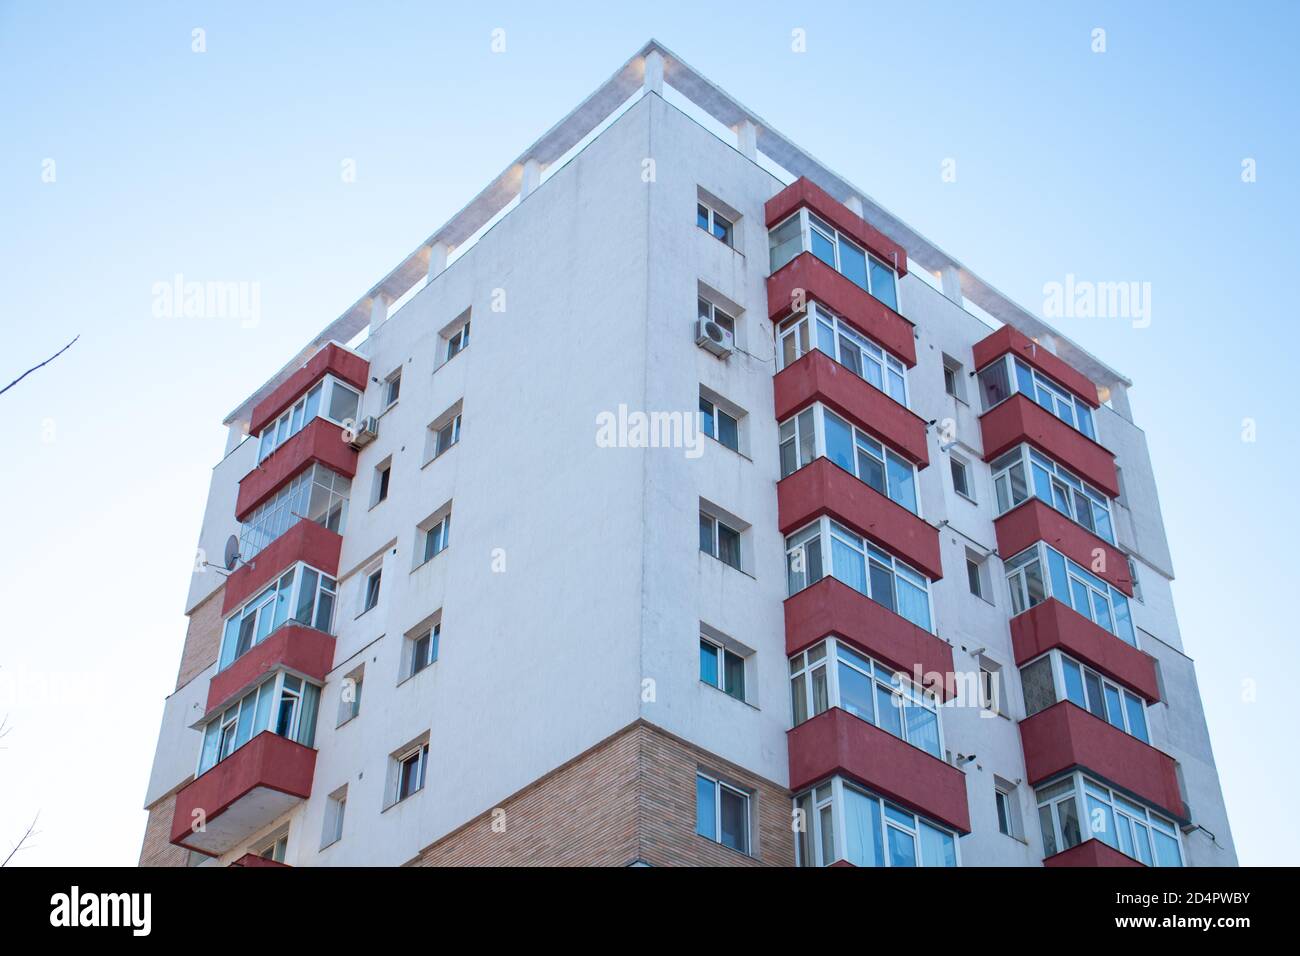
778,458 -> 942,580
980,394 -> 1119,497
248,343 -> 369,437
767,253 -> 916,367
784,577 -> 956,700
235,417 -> 358,521
221,520 -> 342,615
170,732 -> 316,856
765,178 -> 908,278
1043,839 -> 1143,868
1019,701 -> 1187,822
230,854 -> 291,867
788,708 -> 970,833
995,498 -> 1131,595
206,624 -> 336,714
773,351 -> 929,467
973,326 -> 1100,409
1011,599 -> 1161,703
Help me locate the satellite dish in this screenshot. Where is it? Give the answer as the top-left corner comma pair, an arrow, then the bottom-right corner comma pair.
223,534 -> 241,571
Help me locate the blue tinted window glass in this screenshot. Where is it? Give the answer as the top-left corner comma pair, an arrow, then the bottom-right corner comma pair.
869,258 -> 898,310
887,826 -> 917,867
843,788 -> 883,867
838,661 -> 875,723
699,640 -> 719,687
838,237 -> 868,290
824,412 -> 855,472
695,776 -> 716,839
1062,658 -> 1086,707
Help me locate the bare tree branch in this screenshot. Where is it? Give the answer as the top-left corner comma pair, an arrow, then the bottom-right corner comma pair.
1,814 -> 38,867
0,335 -> 80,397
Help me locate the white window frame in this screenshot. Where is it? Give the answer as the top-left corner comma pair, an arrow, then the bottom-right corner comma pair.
699,510 -> 743,571
1004,542 -> 1136,646
422,513 -> 451,564
789,638 -> 943,759
696,771 -> 752,855
976,355 -> 1096,440
1035,772 -> 1182,866
794,776 -> 959,868
950,455 -> 974,502
238,463 -> 351,561
408,623 -> 440,678
1021,649 -> 1150,744
698,394 -> 740,452
196,670 -> 322,775
257,375 -> 362,463
784,517 -> 934,633
696,201 -> 734,247
444,320 -> 470,362
776,301 -> 908,406
321,788 -> 347,849
218,562 -> 337,671
361,566 -> 382,614
778,403 -> 919,515
394,743 -> 429,804
431,413 -> 461,460
697,296 -> 736,336
699,636 -> 745,701
990,444 -> 1115,544
384,369 -> 401,407
768,209 -> 901,312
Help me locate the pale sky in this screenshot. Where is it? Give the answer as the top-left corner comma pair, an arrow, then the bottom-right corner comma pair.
1,1 -> 1296,865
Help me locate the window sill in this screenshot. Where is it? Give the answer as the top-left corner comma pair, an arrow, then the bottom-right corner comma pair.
699,679 -> 759,712
410,548 -> 448,574
435,347 -> 467,374
381,788 -> 425,814
354,605 -> 379,622
699,551 -> 756,581
955,490 -> 978,506
318,837 -> 341,852
704,434 -> 752,463
336,713 -> 359,730
396,664 -> 437,690
695,832 -> 756,861
419,444 -> 458,471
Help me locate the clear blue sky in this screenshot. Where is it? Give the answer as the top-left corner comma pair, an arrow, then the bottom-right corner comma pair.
1,1 -> 1295,865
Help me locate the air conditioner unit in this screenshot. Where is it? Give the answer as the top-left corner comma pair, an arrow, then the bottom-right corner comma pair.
349,416 -> 379,448
695,317 -> 734,358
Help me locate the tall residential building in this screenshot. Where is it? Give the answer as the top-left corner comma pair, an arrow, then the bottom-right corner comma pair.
140,41 -> 1234,868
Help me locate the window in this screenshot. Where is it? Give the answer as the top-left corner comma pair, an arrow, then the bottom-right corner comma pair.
995,789 -> 1013,836
445,320 -> 470,362
321,788 -> 347,849
1004,542 -> 1136,646
196,671 -> 321,775
1127,556 -> 1144,603
699,637 -> 745,701
218,563 -> 337,670
698,394 -> 739,452
978,659 -> 1004,715
778,404 -> 918,514
384,369 -> 401,407
258,834 -> 288,863
1020,649 -> 1150,743
362,567 -> 382,613
965,550 -> 990,602
977,355 -> 1096,440
423,514 -> 451,564
394,744 -> 429,803
239,464 -> 351,561
699,510 -> 743,571
950,456 -> 973,501
425,406 -> 462,463
994,778 -> 1021,839
776,302 -> 907,405
795,777 -> 957,867
789,639 -> 942,758
696,201 -> 734,247
768,209 -> 900,311
785,518 -> 933,632
1036,773 -> 1181,866
337,666 -> 363,726
256,375 -> 361,463
696,772 -> 751,854
990,444 -> 1114,543
372,460 -> 391,506
697,296 -> 736,337
942,355 -> 966,401
408,624 -> 440,678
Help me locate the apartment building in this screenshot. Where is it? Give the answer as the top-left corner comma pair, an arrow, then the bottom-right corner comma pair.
139,41 -> 1235,868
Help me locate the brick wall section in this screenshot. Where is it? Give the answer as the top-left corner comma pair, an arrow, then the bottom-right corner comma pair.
409,721 -> 795,867
138,795 -> 189,868
176,585 -> 224,690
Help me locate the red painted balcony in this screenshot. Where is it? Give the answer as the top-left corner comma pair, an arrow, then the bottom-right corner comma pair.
248,343 -> 369,437
230,854 -> 291,868
774,350 -> 929,467
973,326 -> 1100,410
778,458 -> 942,580
206,624 -> 336,714
1043,839 -> 1143,868
236,417 -> 358,521
995,498 -> 1131,595
171,732 -> 317,856
767,253 -> 916,367
785,577 -> 956,700
765,178 -> 908,280
1012,599 -> 1160,702
788,708 -> 970,833
1020,701 -> 1187,822
222,519 -> 342,614
980,394 -> 1119,498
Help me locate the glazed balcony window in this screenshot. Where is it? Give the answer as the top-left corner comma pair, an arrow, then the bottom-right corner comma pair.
1004,542 -> 1135,646
1020,650 -> 1150,743
768,210 -> 900,311
776,302 -> 907,405
779,404 -> 918,514
218,562 -> 337,671
976,354 -> 1096,441
990,444 -> 1114,543
789,639 -> 942,758
196,671 -> 321,776
256,375 -> 363,463
795,777 -> 958,868
1036,774 -> 1182,866
785,518 -> 933,632
239,464 -> 351,561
